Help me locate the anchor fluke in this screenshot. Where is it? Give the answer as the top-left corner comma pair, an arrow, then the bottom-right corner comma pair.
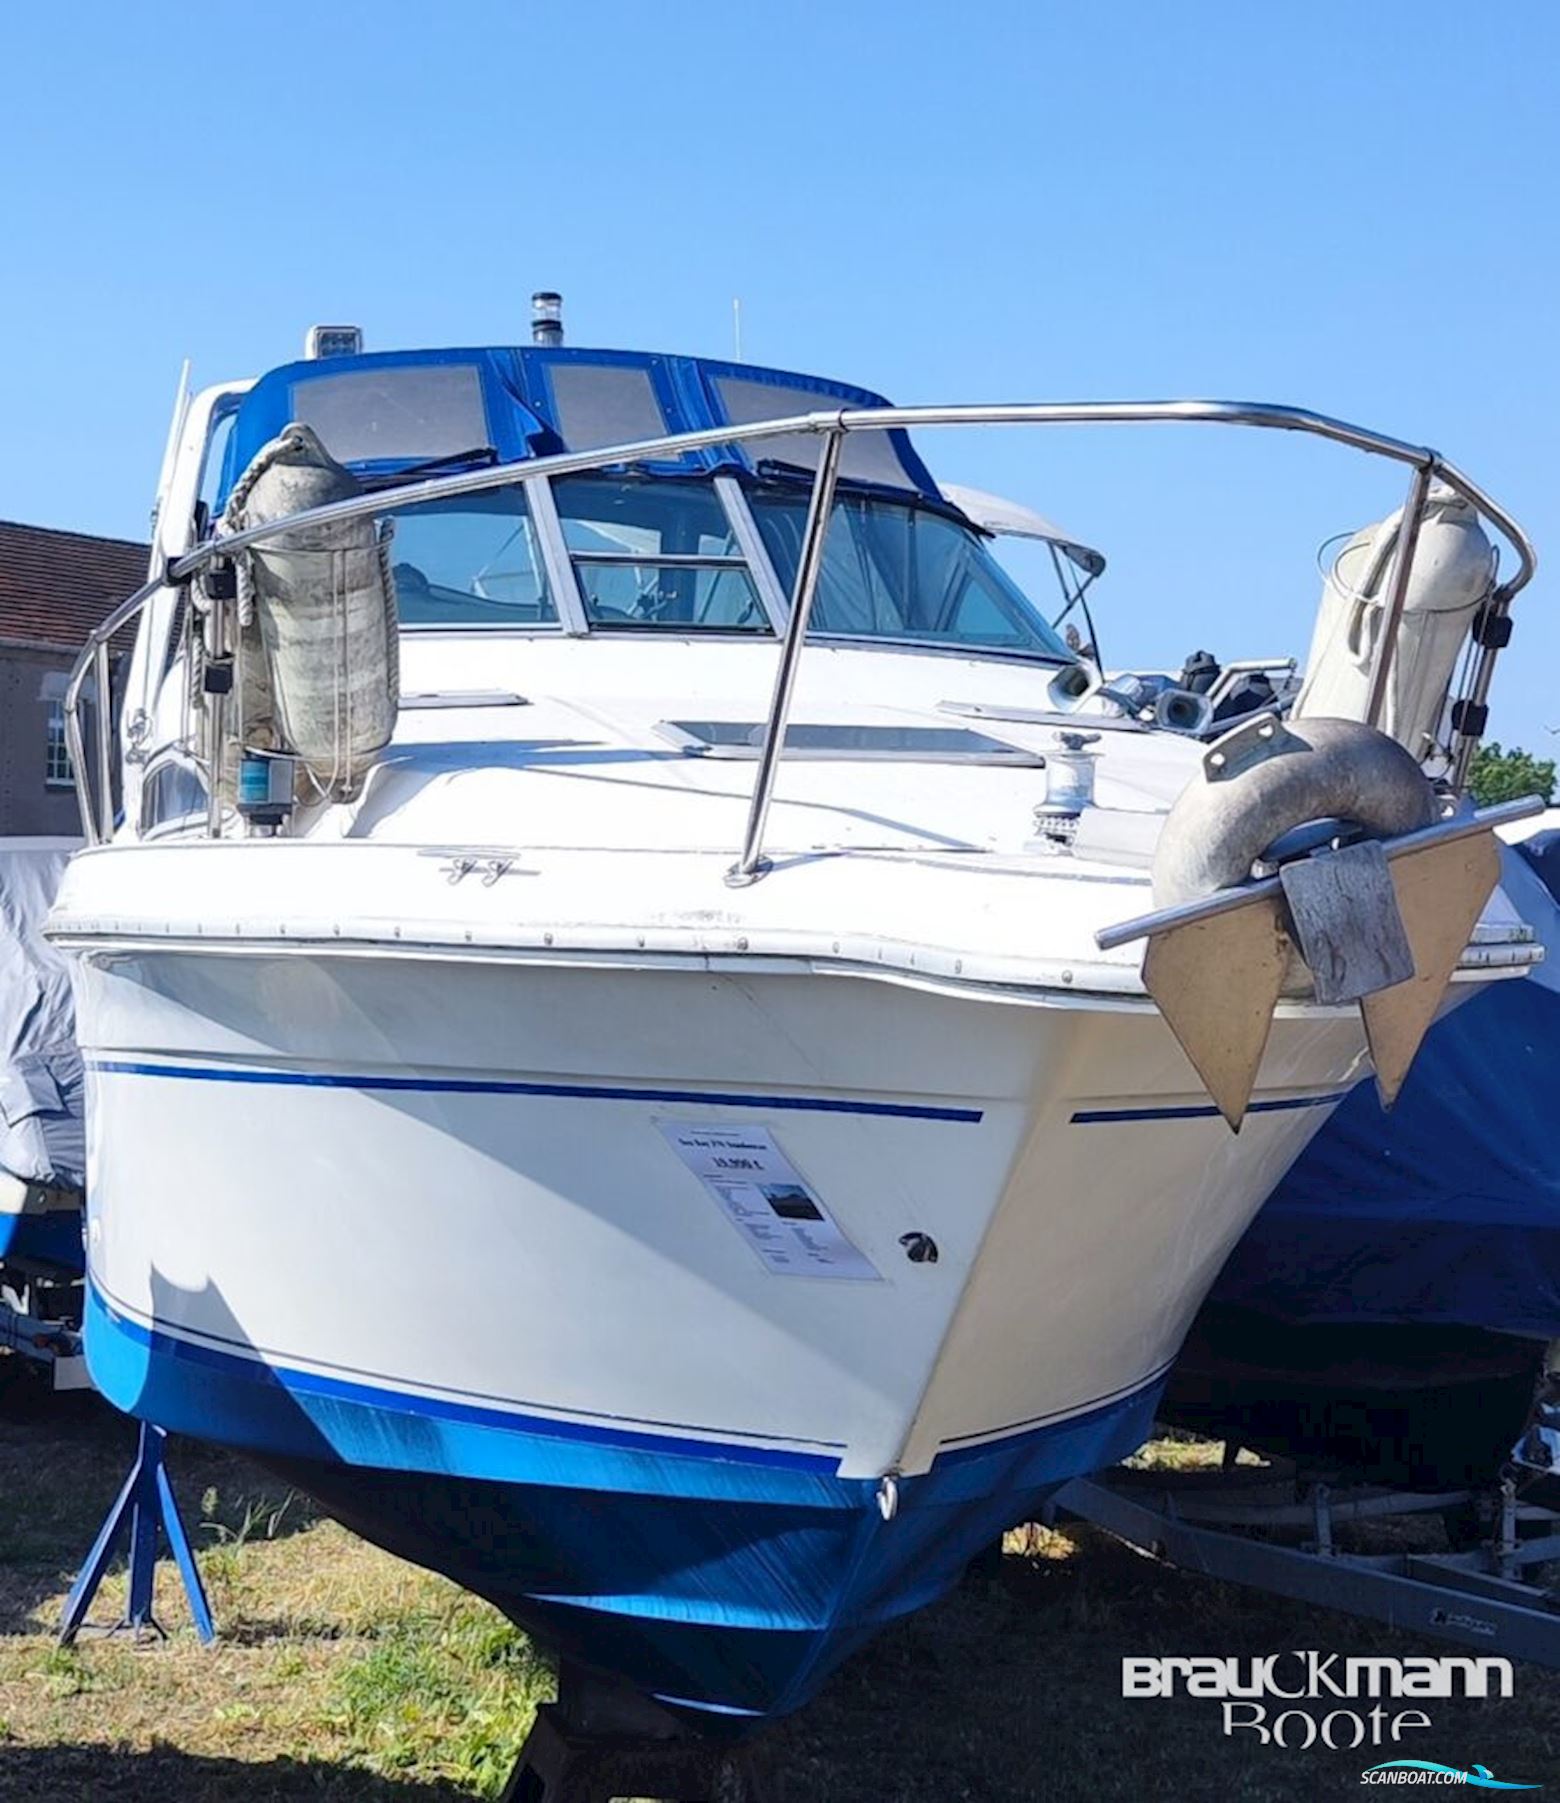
1141,898 -> 1290,1130
1360,827 -> 1502,1107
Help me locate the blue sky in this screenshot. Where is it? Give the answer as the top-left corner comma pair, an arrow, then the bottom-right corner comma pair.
2,3 -> 1555,742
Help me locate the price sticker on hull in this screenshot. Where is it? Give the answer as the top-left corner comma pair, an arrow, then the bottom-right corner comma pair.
659,1123 -> 880,1281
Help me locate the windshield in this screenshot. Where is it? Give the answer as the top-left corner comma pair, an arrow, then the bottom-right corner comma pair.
384,471 -> 1075,659
749,489 -> 1075,660
389,491 -> 557,626
553,477 -> 769,631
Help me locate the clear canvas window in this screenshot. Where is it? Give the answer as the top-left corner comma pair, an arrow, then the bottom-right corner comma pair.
290,364 -> 490,467
715,377 -> 916,489
548,363 -> 668,451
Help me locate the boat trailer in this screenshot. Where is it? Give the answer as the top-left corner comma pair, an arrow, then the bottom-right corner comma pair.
0,1285 -> 88,1391
1051,1450 -> 1560,1667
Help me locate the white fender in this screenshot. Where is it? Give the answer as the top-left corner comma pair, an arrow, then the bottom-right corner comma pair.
1153,715 -> 1437,910
1293,483 -> 1494,762
224,424 -> 399,801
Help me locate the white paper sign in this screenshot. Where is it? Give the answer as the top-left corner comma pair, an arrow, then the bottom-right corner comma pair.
659,1122 -> 880,1282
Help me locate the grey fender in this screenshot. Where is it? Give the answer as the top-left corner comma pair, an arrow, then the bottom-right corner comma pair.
1152,715 -> 1438,910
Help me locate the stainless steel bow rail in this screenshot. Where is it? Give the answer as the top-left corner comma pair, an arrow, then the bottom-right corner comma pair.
66,400 -> 1538,871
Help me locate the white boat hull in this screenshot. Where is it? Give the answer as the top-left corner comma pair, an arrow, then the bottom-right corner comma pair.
76,945 -> 1369,1484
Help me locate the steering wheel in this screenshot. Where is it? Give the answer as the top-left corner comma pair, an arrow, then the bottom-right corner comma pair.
630,577 -> 676,623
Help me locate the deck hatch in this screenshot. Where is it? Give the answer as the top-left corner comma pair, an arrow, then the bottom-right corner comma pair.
656,720 -> 1042,764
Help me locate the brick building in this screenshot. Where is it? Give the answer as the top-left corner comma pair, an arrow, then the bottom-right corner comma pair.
0,521 -> 149,835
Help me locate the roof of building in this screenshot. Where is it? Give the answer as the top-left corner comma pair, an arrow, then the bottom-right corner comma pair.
0,519 -> 149,652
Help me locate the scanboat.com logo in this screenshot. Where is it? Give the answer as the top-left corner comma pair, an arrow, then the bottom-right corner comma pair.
1362,1762 -> 1540,1789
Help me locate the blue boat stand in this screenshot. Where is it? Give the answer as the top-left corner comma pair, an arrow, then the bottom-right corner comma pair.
58,1421 -> 214,1646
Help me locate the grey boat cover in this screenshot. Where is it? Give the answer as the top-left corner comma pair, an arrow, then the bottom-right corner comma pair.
0,840 -> 83,1190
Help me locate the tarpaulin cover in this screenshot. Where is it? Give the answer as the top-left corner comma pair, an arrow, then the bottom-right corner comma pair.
0,840 -> 84,1190
1208,834 -> 1560,1340
218,347 -> 941,511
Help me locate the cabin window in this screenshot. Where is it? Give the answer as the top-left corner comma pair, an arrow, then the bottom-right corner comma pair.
659,720 -> 1045,765
552,477 -> 770,632
139,757 -> 208,834
748,491 -> 1075,660
388,491 -> 556,627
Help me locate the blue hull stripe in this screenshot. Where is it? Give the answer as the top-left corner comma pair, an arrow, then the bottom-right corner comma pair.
90,1284 -> 843,1474
91,1276 -> 844,1453
88,1059 -> 984,1125
935,1356 -> 1177,1460
87,1280 -> 1170,1490
1071,1092 -> 1344,1125
92,1273 -> 1166,1717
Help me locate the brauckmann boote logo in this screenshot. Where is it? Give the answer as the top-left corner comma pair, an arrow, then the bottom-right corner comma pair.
1361,1762 -> 1540,1789
1122,1653 -> 1526,1754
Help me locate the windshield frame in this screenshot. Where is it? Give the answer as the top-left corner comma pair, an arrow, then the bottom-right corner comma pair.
393,465 -> 1078,666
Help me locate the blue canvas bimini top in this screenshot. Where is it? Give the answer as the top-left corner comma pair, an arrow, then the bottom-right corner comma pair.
217,347 -> 941,509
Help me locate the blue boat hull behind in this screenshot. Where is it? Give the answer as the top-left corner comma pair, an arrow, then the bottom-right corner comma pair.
1207,843 -> 1560,1342
85,1283 -> 1160,1722
1163,835 -> 1560,1485
0,1206 -> 82,1275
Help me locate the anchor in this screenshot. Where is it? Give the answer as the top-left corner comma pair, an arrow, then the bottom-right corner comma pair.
1097,715 -> 1541,1129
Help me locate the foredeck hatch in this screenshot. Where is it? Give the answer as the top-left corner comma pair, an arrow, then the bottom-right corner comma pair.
656,720 -> 1042,764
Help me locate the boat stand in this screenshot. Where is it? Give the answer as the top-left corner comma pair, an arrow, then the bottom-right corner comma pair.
58,1421 -> 215,1647
1052,1460 -> 1560,1667
501,1662 -> 764,1803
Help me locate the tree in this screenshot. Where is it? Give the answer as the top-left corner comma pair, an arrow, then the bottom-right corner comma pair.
1467,741 -> 1557,807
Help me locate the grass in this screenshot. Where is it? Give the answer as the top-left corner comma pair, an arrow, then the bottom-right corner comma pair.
6,1365 -> 1560,1800
0,1370 -> 549,1800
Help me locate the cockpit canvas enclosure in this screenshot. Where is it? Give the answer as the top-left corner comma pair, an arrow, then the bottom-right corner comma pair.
216,349 -> 943,506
